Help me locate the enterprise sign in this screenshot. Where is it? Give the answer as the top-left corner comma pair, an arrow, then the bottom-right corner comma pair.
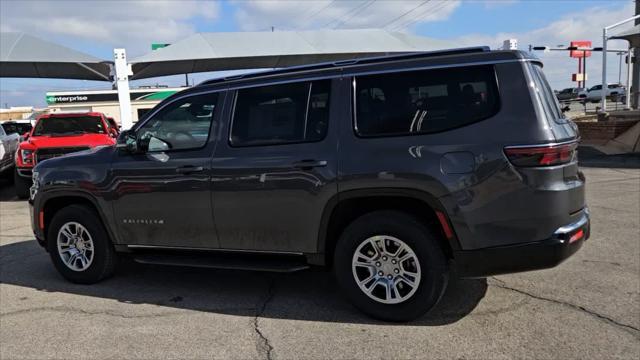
46,90 -> 179,104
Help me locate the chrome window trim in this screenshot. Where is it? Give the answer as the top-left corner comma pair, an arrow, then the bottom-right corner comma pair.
219,58 -> 536,92
503,139 -> 579,149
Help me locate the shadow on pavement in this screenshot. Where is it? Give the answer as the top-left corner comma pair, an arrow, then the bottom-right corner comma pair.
578,146 -> 640,169
0,239 -> 487,326
0,180 -> 19,202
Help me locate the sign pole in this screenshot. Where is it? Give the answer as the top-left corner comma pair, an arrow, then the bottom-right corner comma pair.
114,48 -> 133,130
601,28 -> 608,112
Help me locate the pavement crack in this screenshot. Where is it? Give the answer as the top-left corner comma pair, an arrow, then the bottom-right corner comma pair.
489,278 -> 640,336
0,306 -> 183,319
253,278 -> 276,360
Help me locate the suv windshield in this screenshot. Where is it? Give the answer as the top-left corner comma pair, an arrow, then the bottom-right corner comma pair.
33,116 -> 105,136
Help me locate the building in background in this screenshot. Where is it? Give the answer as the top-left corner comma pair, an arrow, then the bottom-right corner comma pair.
45,86 -> 187,125
0,107 -> 36,121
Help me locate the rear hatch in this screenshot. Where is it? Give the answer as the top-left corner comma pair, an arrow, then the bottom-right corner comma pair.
507,62 -> 585,217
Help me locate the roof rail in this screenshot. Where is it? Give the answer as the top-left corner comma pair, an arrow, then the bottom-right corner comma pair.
199,46 -> 490,86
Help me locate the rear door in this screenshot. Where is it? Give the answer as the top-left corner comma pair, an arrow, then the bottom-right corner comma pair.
111,91 -> 224,249
211,79 -> 338,253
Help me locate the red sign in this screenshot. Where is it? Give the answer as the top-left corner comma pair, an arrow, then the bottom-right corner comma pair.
570,41 -> 592,58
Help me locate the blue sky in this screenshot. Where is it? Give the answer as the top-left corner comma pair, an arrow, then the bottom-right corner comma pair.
0,0 -> 635,107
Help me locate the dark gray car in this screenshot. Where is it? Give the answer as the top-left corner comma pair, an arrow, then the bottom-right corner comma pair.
29,48 -> 589,321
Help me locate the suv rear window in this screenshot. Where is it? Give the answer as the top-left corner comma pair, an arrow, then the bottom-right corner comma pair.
354,65 -> 499,137
231,80 -> 330,146
530,64 -> 565,121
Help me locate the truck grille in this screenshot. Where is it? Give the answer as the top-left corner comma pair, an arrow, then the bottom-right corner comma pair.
35,147 -> 90,163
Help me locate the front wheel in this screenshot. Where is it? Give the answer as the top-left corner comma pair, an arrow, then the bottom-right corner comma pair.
47,205 -> 116,284
334,210 -> 449,322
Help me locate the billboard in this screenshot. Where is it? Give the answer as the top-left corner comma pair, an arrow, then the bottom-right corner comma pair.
570,40 -> 592,58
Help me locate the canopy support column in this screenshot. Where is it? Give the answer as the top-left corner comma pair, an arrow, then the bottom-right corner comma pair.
114,48 -> 133,130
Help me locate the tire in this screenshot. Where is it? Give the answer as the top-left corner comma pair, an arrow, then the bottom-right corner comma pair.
47,204 -> 116,284
334,210 -> 449,322
14,170 -> 31,199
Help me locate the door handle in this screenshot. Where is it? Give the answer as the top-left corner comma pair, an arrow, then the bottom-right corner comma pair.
292,160 -> 328,170
175,165 -> 204,174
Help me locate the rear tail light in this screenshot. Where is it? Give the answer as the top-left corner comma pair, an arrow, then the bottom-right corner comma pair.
504,141 -> 577,167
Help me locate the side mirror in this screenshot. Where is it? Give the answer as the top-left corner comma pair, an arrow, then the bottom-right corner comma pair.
116,130 -> 139,153
22,132 -> 30,140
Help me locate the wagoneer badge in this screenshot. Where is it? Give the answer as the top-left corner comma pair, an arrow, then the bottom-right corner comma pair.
122,219 -> 164,225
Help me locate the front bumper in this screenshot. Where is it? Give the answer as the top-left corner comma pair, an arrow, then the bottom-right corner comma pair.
454,208 -> 590,278
16,167 -> 33,178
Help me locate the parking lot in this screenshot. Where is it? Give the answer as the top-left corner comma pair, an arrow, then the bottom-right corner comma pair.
0,165 -> 638,359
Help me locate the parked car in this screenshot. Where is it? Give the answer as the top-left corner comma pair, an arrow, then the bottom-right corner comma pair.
0,124 -> 20,175
578,83 -> 626,102
106,117 -> 120,135
15,112 -> 117,198
29,49 -> 589,321
555,87 -> 580,101
1,119 -> 33,140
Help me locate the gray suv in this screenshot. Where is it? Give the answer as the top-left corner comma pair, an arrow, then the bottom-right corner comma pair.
29,48 -> 589,321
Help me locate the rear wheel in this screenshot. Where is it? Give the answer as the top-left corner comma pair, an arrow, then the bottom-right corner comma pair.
334,210 -> 448,322
13,170 -> 31,199
47,205 -> 116,284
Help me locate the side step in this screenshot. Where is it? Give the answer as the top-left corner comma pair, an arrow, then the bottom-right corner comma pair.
131,251 -> 310,273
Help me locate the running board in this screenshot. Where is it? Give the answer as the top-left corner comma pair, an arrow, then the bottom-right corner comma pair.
131,251 -> 310,273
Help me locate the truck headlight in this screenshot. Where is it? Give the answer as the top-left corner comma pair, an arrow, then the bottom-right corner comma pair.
21,149 -> 34,164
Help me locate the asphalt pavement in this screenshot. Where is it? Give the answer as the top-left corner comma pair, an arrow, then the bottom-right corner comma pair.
1,166 -> 638,359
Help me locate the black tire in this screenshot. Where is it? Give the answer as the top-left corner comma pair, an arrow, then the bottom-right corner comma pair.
47,204 -> 116,284
14,170 -> 31,199
334,210 -> 449,322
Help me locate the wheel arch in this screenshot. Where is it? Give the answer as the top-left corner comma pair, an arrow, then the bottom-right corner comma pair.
316,188 -> 459,266
41,192 -> 116,247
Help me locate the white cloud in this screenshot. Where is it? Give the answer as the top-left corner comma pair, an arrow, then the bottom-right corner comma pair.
451,2 -> 635,90
233,0 -> 461,32
0,0 -> 220,55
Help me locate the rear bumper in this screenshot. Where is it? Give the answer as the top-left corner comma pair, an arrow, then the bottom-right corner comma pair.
454,208 -> 590,278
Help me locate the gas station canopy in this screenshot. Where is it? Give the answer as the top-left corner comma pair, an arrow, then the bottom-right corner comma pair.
0,32 -> 112,81
609,25 -> 640,48
129,29 -> 449,80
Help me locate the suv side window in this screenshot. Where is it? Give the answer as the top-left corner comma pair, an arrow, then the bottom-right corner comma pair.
230,80 -> 331,146
137,93 -> 218,152
354,65 -> 499,136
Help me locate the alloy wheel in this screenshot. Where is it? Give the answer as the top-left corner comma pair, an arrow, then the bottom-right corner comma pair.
351,235 -> 421,304
57,221 -> 95,272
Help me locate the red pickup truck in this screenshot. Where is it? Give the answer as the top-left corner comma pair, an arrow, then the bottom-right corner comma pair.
14,112 -> 118,198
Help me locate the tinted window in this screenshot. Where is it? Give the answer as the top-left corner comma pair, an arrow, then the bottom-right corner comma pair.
137,93 -> 218,152
354,65 -> 499,136
231,80 -> 330,146
531,64 -> 564,120
1,122 -> 32,135
33,116 -> 105,136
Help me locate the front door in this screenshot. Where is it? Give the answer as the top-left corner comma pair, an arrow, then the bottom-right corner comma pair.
211,79 -> 338,253
111,91 -> 224,248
